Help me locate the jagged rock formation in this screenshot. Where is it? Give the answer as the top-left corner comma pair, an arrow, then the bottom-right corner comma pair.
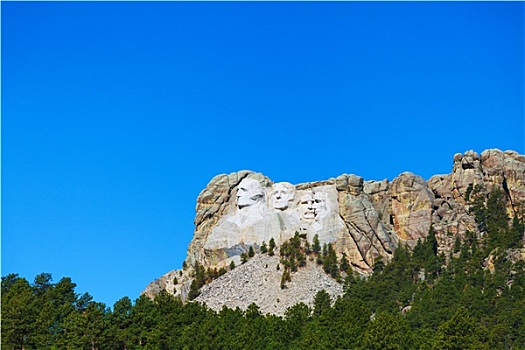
144,148 -> 525,314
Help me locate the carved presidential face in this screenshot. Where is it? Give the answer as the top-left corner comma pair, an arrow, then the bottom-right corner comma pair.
299,192 -> 316,220
312,192 -> 329,219
271,182 -> 295,210
236,178 -> 264,209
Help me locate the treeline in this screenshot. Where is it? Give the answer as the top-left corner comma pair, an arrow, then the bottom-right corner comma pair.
3,188 -> 524,349
3,235 -> 524,349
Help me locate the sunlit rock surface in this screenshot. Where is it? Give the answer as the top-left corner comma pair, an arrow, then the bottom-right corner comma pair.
144,148 -> 524,313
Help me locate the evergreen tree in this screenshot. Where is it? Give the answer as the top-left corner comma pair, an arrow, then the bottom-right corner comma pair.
340,253 -> 350,273
261,241 -> 268,253
289,256 -> 297,272
312,234 -> 321,255
322,244 -> 340,279
269,238 -> 276,256
108,296 -> 134,349
128,294 -> 158,347
290,231 -> 301,249
269,237 -> 276,250
61,301 -> 108,350
412,225 -> 442,279
33,276 -> 78,348
1,276 -> 35,349
285,303 -> 311,340
281,270 -> 291,289
304,240 -> 311,255
248,246 -> 255,258
313,290 -> 331,317
316,255 -> 323,265
240,253 -> 248,264
485,188 -> 510,250
188,279 -> 200,300
194,261 -> 206,288
372,255 -> 385,273
509,213 -> 525,248
433,307 -> 488,350
363,311 -> 411,350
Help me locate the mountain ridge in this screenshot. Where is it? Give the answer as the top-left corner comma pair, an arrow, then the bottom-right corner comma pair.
144,148 -> 525,315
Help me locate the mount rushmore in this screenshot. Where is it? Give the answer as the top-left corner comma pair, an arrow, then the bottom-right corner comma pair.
144,148 -> 525,312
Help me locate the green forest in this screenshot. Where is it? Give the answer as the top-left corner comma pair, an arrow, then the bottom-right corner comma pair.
3,188 -> 524,350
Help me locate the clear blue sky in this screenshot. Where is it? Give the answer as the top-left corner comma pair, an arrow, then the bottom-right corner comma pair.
3,1 -> 523,308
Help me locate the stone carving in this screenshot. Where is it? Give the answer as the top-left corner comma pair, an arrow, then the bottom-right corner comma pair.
229,178 -> 267,227
299,191 -> 316,221
313,191 -> 330,220
236,178 -> 264,209
204,178 -> 281,259
270,182 -> 295,210
196,175 -> 393,273
144,148 -> 525,309
296,186 -> 345,246
204,179 -> 348,263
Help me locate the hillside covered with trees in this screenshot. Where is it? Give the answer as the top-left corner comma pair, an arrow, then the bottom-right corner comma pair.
3,189 -> 524,350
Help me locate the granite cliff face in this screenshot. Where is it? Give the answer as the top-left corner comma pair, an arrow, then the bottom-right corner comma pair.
144,149 -> 525,313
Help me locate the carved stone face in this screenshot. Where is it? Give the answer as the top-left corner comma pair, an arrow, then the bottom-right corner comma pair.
236,178 -> 264,209
299,192 -> 316,220
312,192 -> 328,219
271,182 -> 295,210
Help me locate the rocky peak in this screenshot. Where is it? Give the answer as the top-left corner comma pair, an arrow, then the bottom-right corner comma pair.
144,148 -> 524,314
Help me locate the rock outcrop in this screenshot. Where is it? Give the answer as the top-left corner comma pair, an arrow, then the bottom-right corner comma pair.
144,148 -> 525,314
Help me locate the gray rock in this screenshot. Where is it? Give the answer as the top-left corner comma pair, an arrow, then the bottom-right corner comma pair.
144,149 -> 525,314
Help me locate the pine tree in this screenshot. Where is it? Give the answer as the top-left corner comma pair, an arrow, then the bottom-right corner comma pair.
261,241 -> 268,253
188,279 -> 200,300
304,240 -> 311,255
269,238 -> 276,256
363,311 -> 410,350
372,255 -> 385,273
340,253 -> 350,273
433,307 -> 488,349
281,270 -> 291,289
291,231 -> 301,249
322,244 -> 340,279
290,256 -> 297,272
509,213 -> 524,248
248,246 -> 255,258
269,237 -> 276,250
194,262 -> 206,288
1,276 -> 35,349
313,290 -> 331,317
485,188 -> 509,250
312,234 -> 321,255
